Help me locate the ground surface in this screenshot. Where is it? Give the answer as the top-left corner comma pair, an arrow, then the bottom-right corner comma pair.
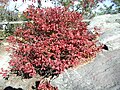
51,49 -> 120,90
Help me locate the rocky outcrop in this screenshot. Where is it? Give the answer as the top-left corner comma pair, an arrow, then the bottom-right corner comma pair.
88,13 -> 120,51
51,49 -> 120,90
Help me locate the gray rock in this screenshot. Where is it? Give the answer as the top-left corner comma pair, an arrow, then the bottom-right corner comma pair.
88,13 -> 120,51
51,49 -> 120,90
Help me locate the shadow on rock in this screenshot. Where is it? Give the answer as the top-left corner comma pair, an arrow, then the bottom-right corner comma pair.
4,86 -> 23,90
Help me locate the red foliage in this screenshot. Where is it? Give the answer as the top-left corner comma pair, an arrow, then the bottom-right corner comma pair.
7,6 -> 102,89
37,80 -> 58,90
0,68 -> 8,77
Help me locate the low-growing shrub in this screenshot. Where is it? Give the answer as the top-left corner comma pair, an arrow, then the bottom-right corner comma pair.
7,6 -> 102,90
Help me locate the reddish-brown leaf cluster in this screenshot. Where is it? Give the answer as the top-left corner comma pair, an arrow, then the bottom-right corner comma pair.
7,6 -> 102,89
37,80 -> 58,90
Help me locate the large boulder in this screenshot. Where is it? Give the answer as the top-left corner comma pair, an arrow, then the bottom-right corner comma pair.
88,13 -> 120,51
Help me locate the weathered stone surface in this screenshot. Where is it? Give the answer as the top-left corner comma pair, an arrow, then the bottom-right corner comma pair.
0,44 -> 10,90
88,13 -> 120,51
0,44 -> 10,71
51,49 -> 120,90
0,75 -> 39,90
5,76 -> 38,90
